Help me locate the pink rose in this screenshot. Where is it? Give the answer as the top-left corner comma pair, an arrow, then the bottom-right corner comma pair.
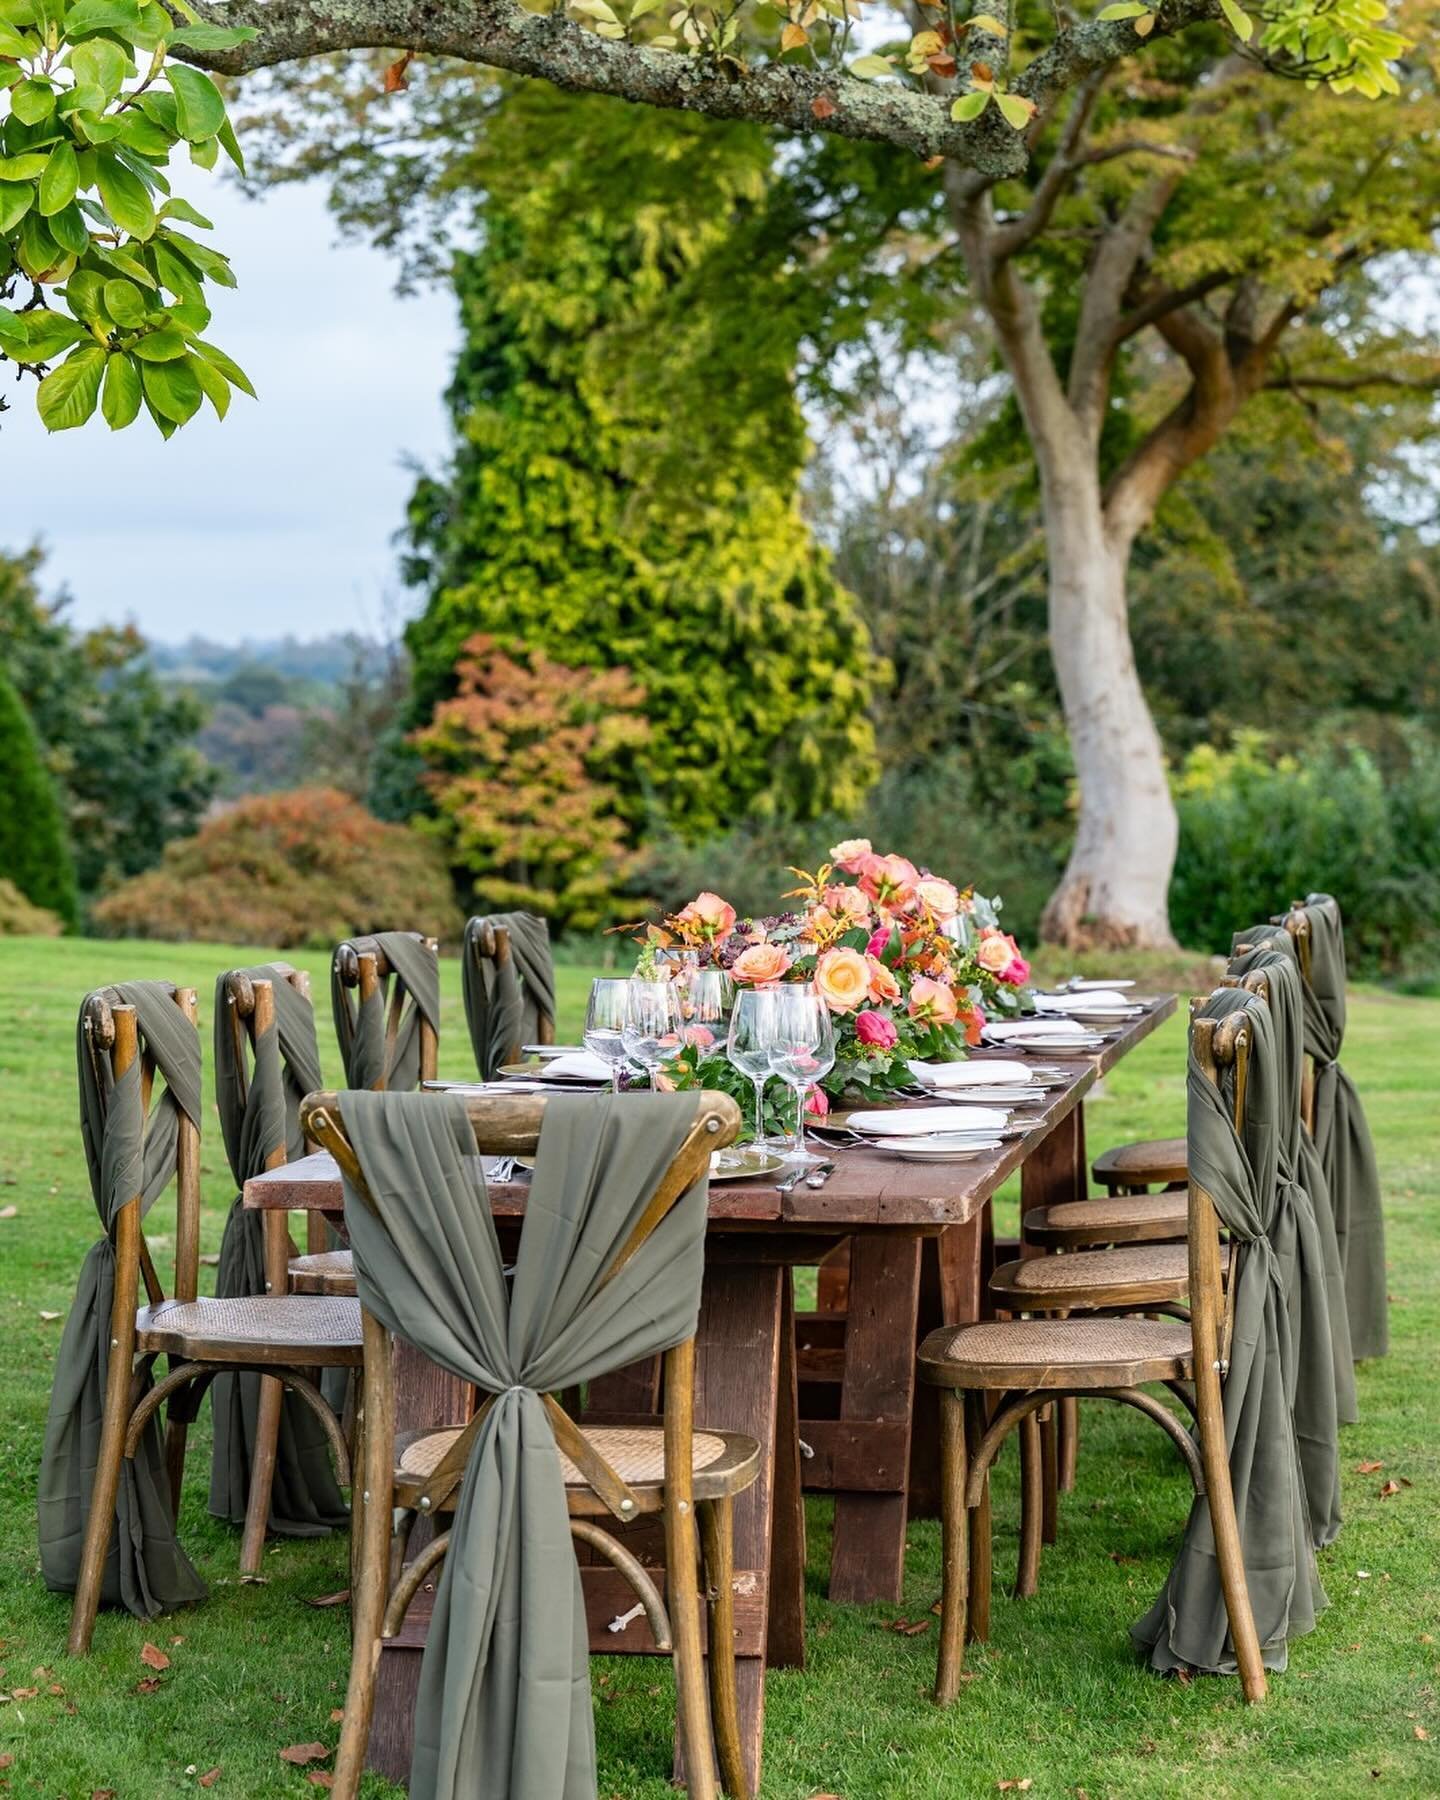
829,837 -> 873,875
858,852 -> 919,911
805,1086 -> 831,1118
682,1022 -> 717,1051
854,1009 -> 899,1050
674,890 -> 737,943
814,946 -> 870,1014
909,977 -> 959,1027
731,942 -> 791,984
865,956 -> 901,1004
915,876 -> 960,922
866,925 -> 892,961
1000,953 -> 1031,988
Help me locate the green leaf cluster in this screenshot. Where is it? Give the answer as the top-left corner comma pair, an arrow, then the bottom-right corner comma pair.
0,0 -> 255,432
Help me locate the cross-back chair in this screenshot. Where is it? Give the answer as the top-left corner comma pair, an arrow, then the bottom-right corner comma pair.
301,1086 -> 759,1800
331,931 -> 440,1092
64,989 -> 361,1653
462,912 -> 557,1080
918,1002 -> 1268,1706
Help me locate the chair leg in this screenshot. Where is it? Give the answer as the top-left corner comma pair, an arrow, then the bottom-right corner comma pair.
934,1390 -> 969,1705
164,1416 -> 190,1520
965,1391 -> 992,1645
333,1333 -> 394,1798
67,1375 -> 133,1656
665,1493 -> 718,1800
1195,1392 -> 1267,1703
698,1498 -> 750,1800
1038,1405 -> 1058,1545
239,1373 -> 284,1577
1014,1410 -> 1043,1599
1058,1396 -> 1079,1490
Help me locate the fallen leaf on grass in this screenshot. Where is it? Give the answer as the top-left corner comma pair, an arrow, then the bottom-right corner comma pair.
1416,1726 -> 1430,1741
10,1688 -> 37,1701
278,1744 -> 331,1767
998,1783 -> 1032,1794
0,1205 -> 17,1220
1356,1460 -> 1384,1474
305,1591 -> 350,1609
92,1790 -> 116,1799
329,1708 -> 345,1723
307,1776 -> 333,1789
198,1254 -> 220,1267
38,1312 -> 60,1323
0,1752 -> 13,1769
135,1677 -> 163,1695
140,1642 -> 170,1672
199,1769 -> 222,1788
878,1617 -> 930,1636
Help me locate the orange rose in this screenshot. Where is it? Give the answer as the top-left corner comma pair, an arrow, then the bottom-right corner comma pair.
674,890 -> 737,943
731,942 -> 791,984
975,927 -> 1012,974
865,956 -> 901,1004
814,946 -> 871,1014
909,976 -> 959,1026
858,852 -> 919,911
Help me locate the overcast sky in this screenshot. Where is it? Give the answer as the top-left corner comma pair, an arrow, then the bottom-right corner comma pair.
4,166 -> 459,645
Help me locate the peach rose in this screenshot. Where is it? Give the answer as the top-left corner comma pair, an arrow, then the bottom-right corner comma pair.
915,876 -> 960,922
825,884 -> 873,923
909,976 -> 959,1026
814,946 -> 871,1014
858,852 -> 919,911
731,942 -> 792,984
674,890 -> 737,942
829,837 -> 873,875
975,928 -> 1013,975
866,956 -> 901,1004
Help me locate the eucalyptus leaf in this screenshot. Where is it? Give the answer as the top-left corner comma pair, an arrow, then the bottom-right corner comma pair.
36,343 -> 106,430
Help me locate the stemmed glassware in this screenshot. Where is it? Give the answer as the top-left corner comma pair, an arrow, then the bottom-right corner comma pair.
680,968 -> 735,1060
621,978 -> 685,1086
768,987 -> 836,1166
726,987 -> 780,1156
584,978 -> 632,1094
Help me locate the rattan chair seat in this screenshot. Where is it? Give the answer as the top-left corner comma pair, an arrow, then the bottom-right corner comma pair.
1093,1136 -> 1188,1189
990,1241 -> 1230,1311
288,1249 -> 357,1296
393,1421 -> 763,1514
135,1295 -> 364,1364
918,1316 -> 1192,1390
1024,1187 -> 1189,1248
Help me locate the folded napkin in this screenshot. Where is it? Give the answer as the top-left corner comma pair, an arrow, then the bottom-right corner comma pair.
847,1105 -> 1009,1136
983,1019 -> 1101,1041
908,1058 -> 1033,1087
539,1050 -> 613,1082
1033,990 -> 1132,1013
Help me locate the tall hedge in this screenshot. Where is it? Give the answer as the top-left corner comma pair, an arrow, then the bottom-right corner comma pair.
401,88 -> 880,841
0,668 -> 78,929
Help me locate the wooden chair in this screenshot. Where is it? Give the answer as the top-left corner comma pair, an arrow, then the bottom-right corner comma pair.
302,1087 -> 760,1800
917,1006 -> 1267,1706
68,990 -> 362,1654
462,913 -> 557,1079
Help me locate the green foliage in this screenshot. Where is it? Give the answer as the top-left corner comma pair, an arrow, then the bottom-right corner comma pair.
1170,728 -> 1440,974
0,546 -> 217,897
0,0 -> 254,433
0,666 -> 78,928
412,634 -> 650,930
90,785 -> 461,947
401,87 -> 881,841
0,874 -> 63,935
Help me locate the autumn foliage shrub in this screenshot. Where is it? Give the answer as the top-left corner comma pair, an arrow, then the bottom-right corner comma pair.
0,877 -> 64,937
91,787 -> 461,948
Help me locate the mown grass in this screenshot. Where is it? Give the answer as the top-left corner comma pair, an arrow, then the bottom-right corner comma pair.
0,936 -> 1436,1798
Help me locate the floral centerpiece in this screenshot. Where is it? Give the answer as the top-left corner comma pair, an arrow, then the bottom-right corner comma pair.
629,839 -> 1030,1112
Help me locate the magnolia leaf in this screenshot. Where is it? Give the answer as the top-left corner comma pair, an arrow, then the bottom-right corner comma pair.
131,322 -> 187,361
995,90 -> 1036,128
383,50 -> 412,90
192,336 -> 255,397
167,64 -> 226,141
630,0 -> 668,16
38,143 -> 79,217
158,197 -> 214,229
63,0 -> 142,37
96,154 -> 155,238
1218,0 -> 1253,38
48,202 -> 90,257
0,184 -> 32,233
950,89 -> 991,119
850,51 -> 892,75
140,352 -> 202,423
37,344 -> 106,430
910,28 -> 943,52
21,310 -> 88,359
968,11 -> 1008,32
216,116 -> 244,174
11,80 -> 57,125
70,35 -> 130,94
102,277 -> 148,326
0,305 -> 29,354
0,153 -> 52,181
0,20 -> 33,54
190,350 -> 229,418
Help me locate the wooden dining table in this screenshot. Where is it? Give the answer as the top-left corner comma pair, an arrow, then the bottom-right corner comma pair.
243,993 -> 1176,1792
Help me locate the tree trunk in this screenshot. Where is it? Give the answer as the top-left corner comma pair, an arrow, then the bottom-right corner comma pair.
1037,473 -> 1179,949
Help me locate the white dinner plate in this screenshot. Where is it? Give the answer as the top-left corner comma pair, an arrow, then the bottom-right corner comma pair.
874,1135 -> 1003,1162
846,1105 -> 1009,1137
907,1057 -> 1034,1088
521,1043 -> 585,1058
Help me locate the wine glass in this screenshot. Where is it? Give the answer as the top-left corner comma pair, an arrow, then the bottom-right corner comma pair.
621,979 -> 684,1085
726,987 -> 781,1155
767,987 -> 836,1165
681,968 -> 735,1061
584,978 -> 631,1094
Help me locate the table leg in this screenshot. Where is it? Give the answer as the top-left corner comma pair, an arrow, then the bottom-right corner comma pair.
829,1232 -> 923,1605
691,1259 -> 786,1796
767,1268 -> 806,1670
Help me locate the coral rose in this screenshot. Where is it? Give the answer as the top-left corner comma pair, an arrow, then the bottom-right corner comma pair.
826,884 -> 873,923
915,876 -> 960,922
975,928 -> 1013,975
829,838 -> 873,875
858,852 -> 919,911
806,1086 -> 831,1118
909,976 -> 959,1026
731,942 -> 791,984
962,1002 -> 985,1046
814,946 -> 870,1014
865,956 -> 901,1004
854,1009 -> 899,1050
674,890 -> 737,943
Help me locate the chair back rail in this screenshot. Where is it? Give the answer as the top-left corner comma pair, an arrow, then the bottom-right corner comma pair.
332,932 -> 439,1089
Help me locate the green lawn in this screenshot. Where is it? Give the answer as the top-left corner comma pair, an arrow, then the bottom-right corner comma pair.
0,937 -> 1436,1798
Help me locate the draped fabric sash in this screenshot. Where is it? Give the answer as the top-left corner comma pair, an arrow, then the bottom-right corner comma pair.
331,932 -> 441,1092
37,983 -> 207,1618
208,968 -> 348,1536
339,1089 -> 709,1800
461,913 -> 555,1081
1133,992 -> 1324,1674
1299,895 -> 1388,1360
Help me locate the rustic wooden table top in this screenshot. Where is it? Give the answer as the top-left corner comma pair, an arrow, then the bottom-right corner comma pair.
244,994 -> 1177,1232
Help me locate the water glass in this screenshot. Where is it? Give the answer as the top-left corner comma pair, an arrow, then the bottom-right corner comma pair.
621,979 -> 684,1084
726,987 -> 781,1151
767,987 -> 836,1165
584,978 -> 631,1093
681,968 -> 735,1060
